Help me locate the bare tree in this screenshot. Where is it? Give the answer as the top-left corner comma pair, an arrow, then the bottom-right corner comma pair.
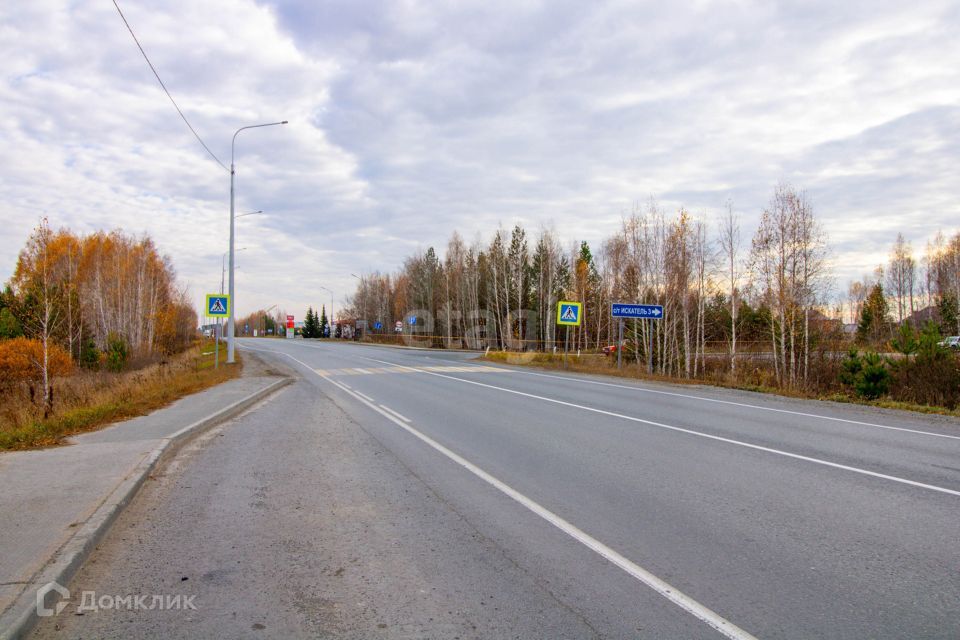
10,219 -> 66,412
719,201 -> 741,373
887,233 -> 917,325
751,184 -> 827,387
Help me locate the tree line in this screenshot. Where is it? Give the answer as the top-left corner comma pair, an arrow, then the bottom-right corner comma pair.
1,220 -> 197,410
346,184 -> 960,392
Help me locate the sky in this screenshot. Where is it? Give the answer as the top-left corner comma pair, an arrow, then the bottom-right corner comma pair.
1,0 -> 958,321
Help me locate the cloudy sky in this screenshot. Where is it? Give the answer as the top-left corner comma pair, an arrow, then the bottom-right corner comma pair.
1,0 -> 958,319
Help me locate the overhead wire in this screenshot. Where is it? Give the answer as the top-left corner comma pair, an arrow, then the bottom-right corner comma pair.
111,0 -> 228,172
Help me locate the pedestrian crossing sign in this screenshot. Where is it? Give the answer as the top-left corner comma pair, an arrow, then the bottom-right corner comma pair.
206,294 -> 230,318
557,301 -> 582,326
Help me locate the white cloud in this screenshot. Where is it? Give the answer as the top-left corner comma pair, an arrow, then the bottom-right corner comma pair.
1,0 -> 958,321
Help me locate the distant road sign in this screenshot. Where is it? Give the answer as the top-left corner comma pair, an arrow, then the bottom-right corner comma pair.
557,301 -> 582,326
395,321 -> 403,332
374,322 -> 383,330
205,294 -> 230,318
409,316 -> 417,325
611,303 -> 664,319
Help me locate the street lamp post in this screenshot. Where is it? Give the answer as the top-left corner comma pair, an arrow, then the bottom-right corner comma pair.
261,303 -> 277,337
219,248 -> 247,348
350,273 -> 363,339
222,247 -> 248,294
228,121 -> 287,364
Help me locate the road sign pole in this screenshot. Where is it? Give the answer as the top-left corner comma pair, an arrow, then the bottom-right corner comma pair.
617,319 -> 623,370
647,319 -> 653,375
214,321 -> 219,369
564,326 -> 569,369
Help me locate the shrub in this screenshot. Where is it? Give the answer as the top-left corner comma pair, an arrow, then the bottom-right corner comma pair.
105,333 -> 129,372
839,349 -> 891,400
890,323 -> 919,359
0,337 -> 73,385
80,338 -> 100,370
889,323 -> 960,408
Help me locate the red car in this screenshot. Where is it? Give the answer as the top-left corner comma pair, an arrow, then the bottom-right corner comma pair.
602,340 -> 631,356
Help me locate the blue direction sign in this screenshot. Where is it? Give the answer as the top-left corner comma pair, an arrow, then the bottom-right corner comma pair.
374,322 -> 383,330
611,303 -> 663,319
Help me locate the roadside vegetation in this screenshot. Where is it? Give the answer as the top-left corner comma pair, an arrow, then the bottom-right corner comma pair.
343,183 -> 960,414
0,342 -> 239,450
0,219 -> 239,450
482,329 -> 960,417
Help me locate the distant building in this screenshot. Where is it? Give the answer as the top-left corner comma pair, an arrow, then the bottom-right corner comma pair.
906,305 -> 940,327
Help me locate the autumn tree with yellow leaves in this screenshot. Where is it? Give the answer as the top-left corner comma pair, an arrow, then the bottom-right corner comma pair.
5,219 -> 197,375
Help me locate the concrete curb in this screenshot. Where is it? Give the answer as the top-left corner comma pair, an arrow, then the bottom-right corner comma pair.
0,376 -> 293,640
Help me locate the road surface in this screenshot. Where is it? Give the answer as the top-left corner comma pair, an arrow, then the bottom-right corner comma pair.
33,340 -> 960,638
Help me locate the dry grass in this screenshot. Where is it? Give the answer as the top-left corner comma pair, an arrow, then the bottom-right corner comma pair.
481,351 -> 960,418
0,341 -> 241,450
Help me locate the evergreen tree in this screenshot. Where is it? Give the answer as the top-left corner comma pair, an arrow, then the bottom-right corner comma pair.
938,294 -> 958,336
303,306 -> 319,338
319,305 -> 329,337
311,307 -> 321,338
0,285 -> 23,339
856,283 -> 888,345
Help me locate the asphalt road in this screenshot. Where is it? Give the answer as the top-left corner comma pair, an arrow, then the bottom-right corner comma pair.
34,340 -> 960,639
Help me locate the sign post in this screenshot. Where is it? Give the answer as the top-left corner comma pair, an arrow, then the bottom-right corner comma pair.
617,319 -> 624,370
206,294 -> 230,368
557,301 -> 583,368
611,303 -> 664,374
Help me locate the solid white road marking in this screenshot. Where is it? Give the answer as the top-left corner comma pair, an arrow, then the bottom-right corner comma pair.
360,356 -> 960,499
354,390 -> 374,403
379,404 -> 411,423
320,375 -> 757,640
468,363 -> 960,441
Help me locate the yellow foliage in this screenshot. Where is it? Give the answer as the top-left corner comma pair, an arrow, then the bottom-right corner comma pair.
0,337 -> 73,385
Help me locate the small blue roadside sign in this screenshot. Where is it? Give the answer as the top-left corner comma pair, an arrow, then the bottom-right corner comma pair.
556,301 -> 582,326
205,294 -> 230,318
611,303 -> 664,319
408,316 -> 417,325
374,322 -> 383,330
